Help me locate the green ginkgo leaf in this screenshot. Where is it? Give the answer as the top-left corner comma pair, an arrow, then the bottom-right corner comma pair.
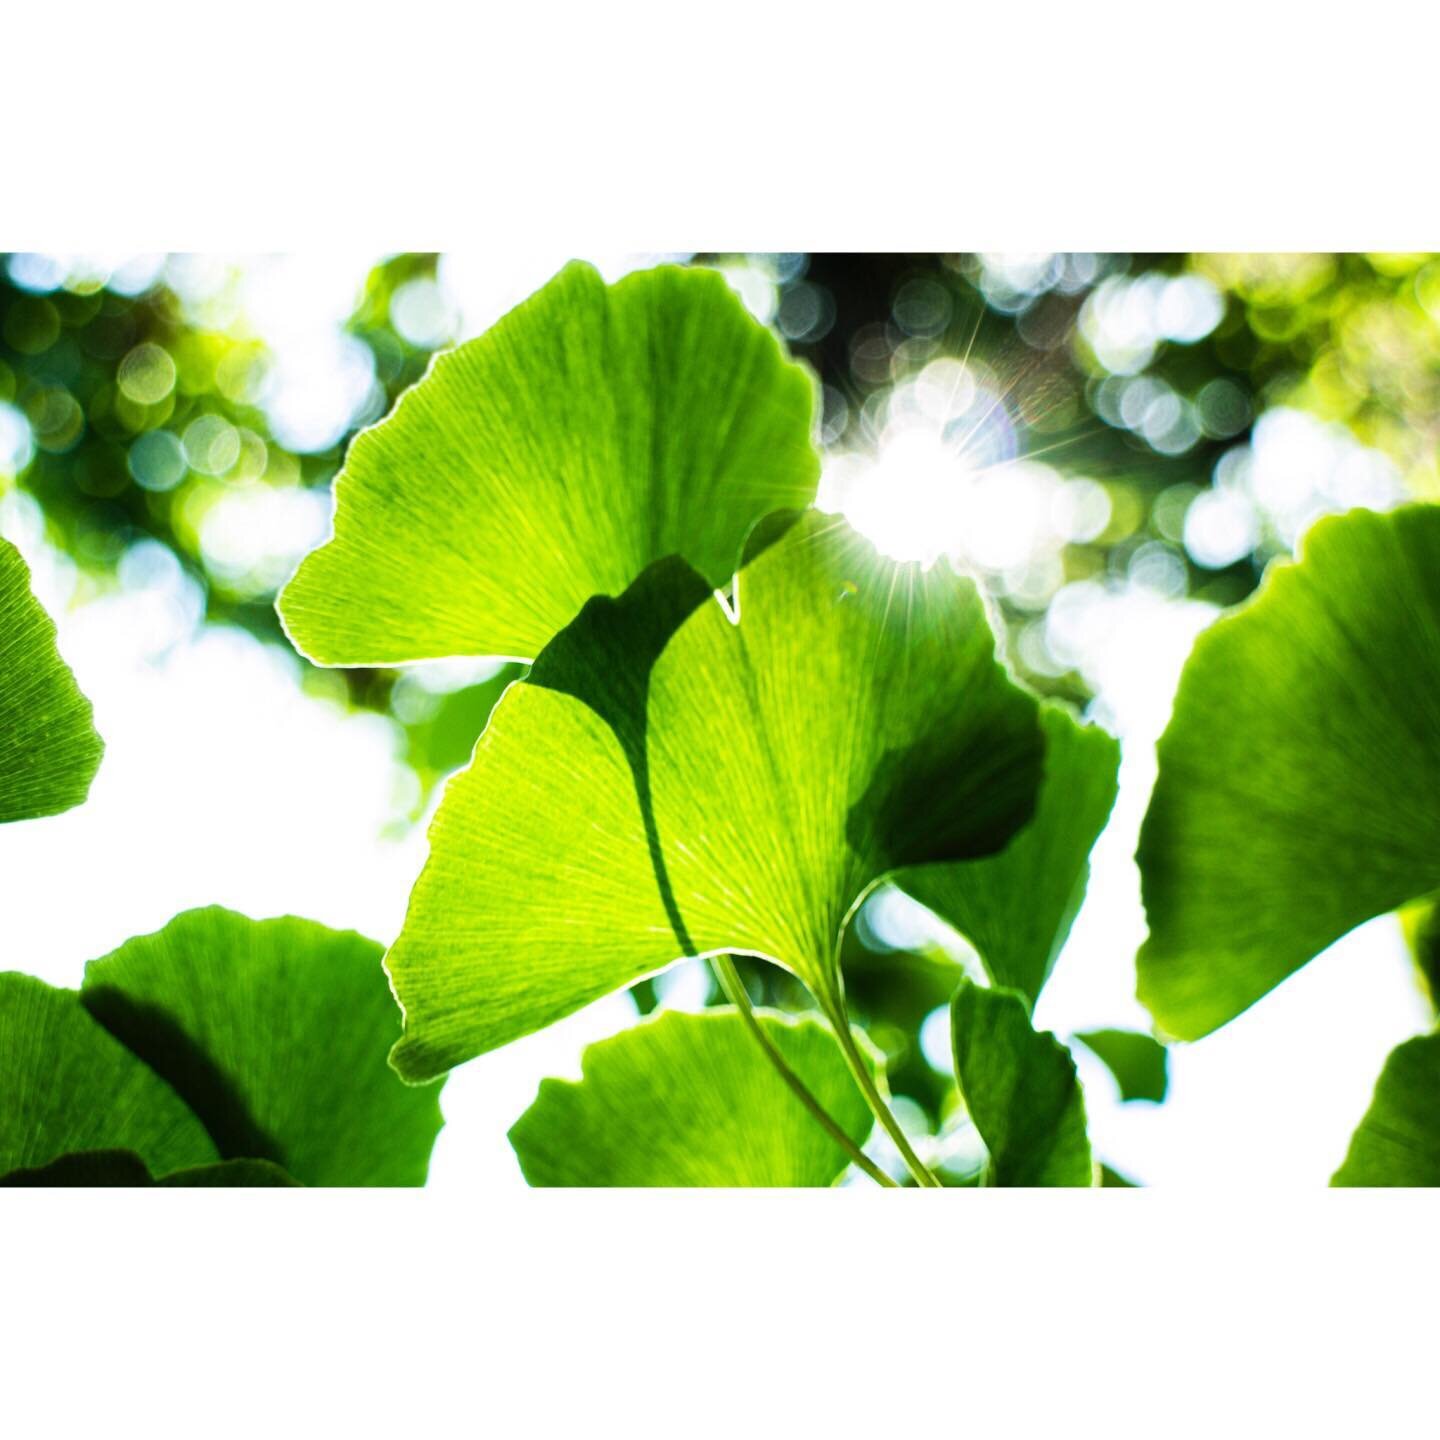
0,1150 -> 298,1186
279,261 -> 820,668
1332,1033 -> 1440,1186
898,705 -> 1119,1006
509,1008 -> 877,1187
387,512 -> 1044,1081
950,979 -> 1093,1187
0,973 -> 216,1179
81,907 -> 444,1186
0,537 -> 103,823
1138,505 -> 1440,1040
1073,1028 -> 1169,1103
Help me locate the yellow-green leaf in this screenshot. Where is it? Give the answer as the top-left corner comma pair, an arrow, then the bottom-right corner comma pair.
0,538 -> 102,822
279,262 -> 820,667
387,513 -> 1044,1081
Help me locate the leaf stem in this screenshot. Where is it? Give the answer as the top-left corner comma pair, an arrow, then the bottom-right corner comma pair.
822,995 -> 943,1189
709,955 -> 896,1188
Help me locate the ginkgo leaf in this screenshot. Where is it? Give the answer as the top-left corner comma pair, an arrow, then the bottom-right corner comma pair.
0,538 -> 103,823
81,907 -> 444,1186
279,261 -> 820,668
898,704 -> 1119,1005
950,979 -> 1093,1186
1137,505 -> 1440,1040
387,512 -> 1044,1081
0,973 -> 216,1179
1073,1028 -> 1169,1103
1332,1033 -> 1440,1186
0,1150 -> 298,1186
508,1008 -> 877,1187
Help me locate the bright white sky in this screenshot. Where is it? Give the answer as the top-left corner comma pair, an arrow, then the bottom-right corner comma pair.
1,253 -> 1430,1189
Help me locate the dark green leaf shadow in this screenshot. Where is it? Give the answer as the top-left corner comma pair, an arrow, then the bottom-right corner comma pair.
525,508 -> 1041,985
527,553 -> 715,960
81,986 -> 282,1165
0,1149 -> 297,1187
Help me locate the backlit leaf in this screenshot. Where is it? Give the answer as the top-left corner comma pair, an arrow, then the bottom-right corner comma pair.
0,537 -> 103,823
898,705 -> 1118,1005
0,973 -> 216,1179
1138,505 -> 1440,1039
82,907 -> 444,1186
387,513 -> 1044,1080
279,262 -> 820,667
509,1008 -> 876,1187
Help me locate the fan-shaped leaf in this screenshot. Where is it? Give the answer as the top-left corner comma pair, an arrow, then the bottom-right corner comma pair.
82,907 -> 444,1186
509,1008 -> 876,1187
279,261 -> 820,667
1138,505 -> 1440,1039
0,538 -> 102,822
387,513 -> 1044,1081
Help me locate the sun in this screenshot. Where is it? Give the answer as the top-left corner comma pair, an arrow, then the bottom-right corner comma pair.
818,394 -> 1044,576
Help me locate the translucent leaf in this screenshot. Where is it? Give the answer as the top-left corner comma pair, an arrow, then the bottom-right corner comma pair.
509,1008 -> 876,1187
82,907 -> 444,1186
0,973 -> 216,1179
1332,1033 -> 1440,1186
279,262 -> 820,667
950,979 -> 1093,1187
898,705 -> 1119,1005
387,513 -> 1044,1080
1138,505 -> 1440,1039
0,538 -> 102,822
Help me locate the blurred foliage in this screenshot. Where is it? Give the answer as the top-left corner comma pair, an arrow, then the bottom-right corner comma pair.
747,251 -> 1440,702
1193,252 -> 1440,492
6,251 -> 1437,722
